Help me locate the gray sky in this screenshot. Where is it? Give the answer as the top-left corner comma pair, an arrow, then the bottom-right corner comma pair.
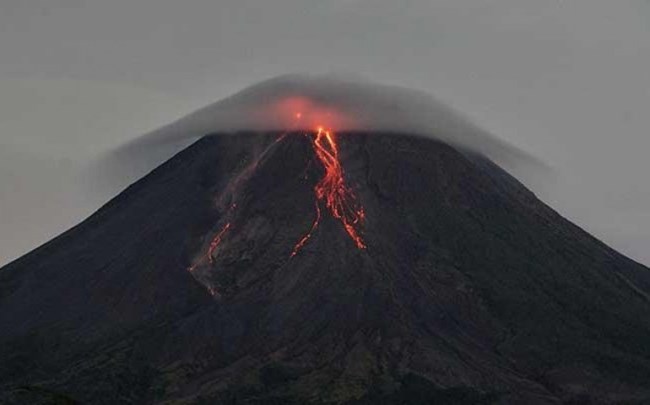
1,0 -> 650,266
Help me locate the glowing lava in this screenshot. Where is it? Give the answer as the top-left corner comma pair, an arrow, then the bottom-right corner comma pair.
188,125 -> 366,297
187,222 -> 231,277
207,222 -> 231,264
290,202 -> 321,257
291,127 -> 367,256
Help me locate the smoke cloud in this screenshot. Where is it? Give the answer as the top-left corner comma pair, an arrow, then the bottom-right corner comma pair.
96,74 -> 547,191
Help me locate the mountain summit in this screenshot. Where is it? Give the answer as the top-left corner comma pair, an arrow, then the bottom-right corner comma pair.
1,130 -> 650,404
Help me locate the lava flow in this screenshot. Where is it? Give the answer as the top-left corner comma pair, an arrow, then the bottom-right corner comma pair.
187,136 -> 286,280
187,222 -> 231,276
291,127 -> 366,256
188,126 -> 366,297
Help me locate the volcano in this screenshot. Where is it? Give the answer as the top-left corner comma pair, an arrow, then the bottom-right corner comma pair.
1,130 -> 650,404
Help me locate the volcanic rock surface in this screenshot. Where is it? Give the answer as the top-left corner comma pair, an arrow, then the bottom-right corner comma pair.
1,132 -> 650,404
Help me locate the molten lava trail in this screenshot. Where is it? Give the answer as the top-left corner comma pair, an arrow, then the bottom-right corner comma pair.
290,202 -> 321,257
188,129 -> 366,297
291,127 -> 367,256
187,135 -> 290,296
207,222 -> 231,264
187,222 -> 231,275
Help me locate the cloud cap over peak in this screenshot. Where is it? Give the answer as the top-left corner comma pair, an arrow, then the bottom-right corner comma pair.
102,73 -> 547,189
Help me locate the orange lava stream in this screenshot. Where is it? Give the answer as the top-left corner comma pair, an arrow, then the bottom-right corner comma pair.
290,201 -> 321,257
291,127 -> 367,256
207,222 -> 231,264
187,221 -> 231,276
188,126 -> 366,297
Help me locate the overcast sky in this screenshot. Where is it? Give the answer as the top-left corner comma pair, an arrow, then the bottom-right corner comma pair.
1,0 -> 649,266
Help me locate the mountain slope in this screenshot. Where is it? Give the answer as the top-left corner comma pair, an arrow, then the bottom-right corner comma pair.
1,132 -> 650,404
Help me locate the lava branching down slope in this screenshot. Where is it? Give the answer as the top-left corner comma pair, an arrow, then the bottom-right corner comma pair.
292,127 -> 366,256
188,126 -> 366,296
2,129 -> 650,404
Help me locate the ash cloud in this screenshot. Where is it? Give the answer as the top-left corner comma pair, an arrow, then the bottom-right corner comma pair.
97,73 -> 548,190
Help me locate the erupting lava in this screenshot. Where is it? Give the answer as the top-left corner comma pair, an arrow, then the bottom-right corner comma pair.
188,125 -> 366,296
291,127 -> 366,256
207,222 -> 231,264
187,222 -> 231,276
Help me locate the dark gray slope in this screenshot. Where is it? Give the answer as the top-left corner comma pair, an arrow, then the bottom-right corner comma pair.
1,132 -> 649,404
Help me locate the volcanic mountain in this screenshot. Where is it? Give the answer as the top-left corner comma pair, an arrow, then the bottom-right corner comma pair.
1,129 -> 650,404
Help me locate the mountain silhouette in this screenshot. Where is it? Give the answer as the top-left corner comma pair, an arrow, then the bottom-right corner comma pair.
1,131 -> 650,404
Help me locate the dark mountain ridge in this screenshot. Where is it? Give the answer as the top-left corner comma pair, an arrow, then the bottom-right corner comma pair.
1,131 -> 650,404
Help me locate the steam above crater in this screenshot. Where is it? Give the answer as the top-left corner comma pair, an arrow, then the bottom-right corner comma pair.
100,74 -> 546,189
